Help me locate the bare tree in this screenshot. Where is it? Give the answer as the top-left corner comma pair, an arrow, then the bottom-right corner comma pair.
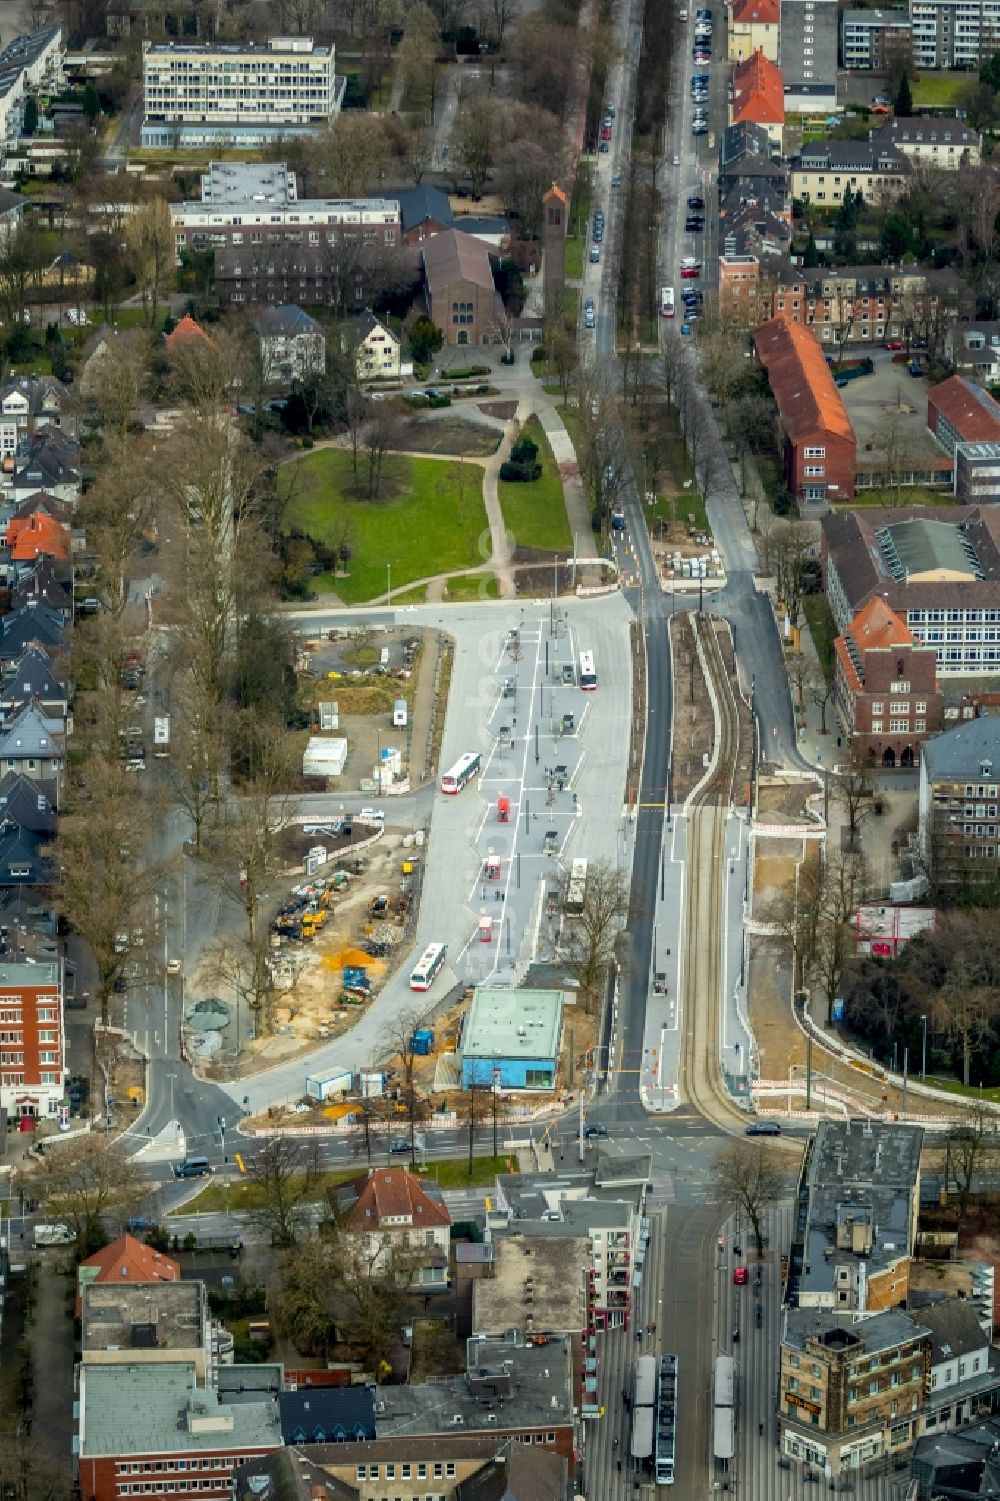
313,112 -> 389,198
364,400 -> 401,501
77,436 -> 157,622
452,95 -> 496,198
713,1139 -> 784,1256
348,1092 -> 392,1162
125,196 -> 175,326
933,959 -> 999,1088
387,1010 -> 433,1162
560,858 -> 630,1009
944,1104 -> 1000,1226
84,329 -> 152,441
21,1138 -> 149,1256
245,1137 -> 325,1247
770,521 -> 813,636
832,751 -> 875,851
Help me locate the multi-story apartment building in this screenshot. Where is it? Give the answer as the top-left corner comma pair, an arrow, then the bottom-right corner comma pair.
821,505 -> 1000,677
0,23 -> 63,152
0,959 -> 64,1122
754,313 -> 857,501
756,264 -> 967,351
840,8 -> 914,68
779,1299 -> 998,1476
170,160 -> 401,262
780,0 -> 838,111
779,1309 -> 932,1474
833,595 -> 943,768
791,140 -> 909,205
919,717 -> 1000,887
786,1121 -> 923,1314
237,1439 -> 569,1501
141,35 -> 343,148
870,117 -> 982,169
910,0 -> 1000,70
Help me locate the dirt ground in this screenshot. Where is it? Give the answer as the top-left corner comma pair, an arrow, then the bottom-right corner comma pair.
97,1029 -> 146,1115
757,779 -> 814,823
390,415 -> 501,458
753,848 -> 801,907
478,400 -> 518,421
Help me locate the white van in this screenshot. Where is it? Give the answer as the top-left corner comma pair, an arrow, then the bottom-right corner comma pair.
393,699 -> 407,728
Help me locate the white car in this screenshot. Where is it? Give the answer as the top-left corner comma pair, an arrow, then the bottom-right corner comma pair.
166,959 -> 182,975
358,807 -> 385,824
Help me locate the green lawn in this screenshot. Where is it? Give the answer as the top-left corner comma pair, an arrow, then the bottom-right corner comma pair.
565,235 -> 585,281
283,447 -> 489,602
920,1076 -> 1000,1106
170,1154 -> 512,1214
390,585 -> 429,605
803,595 -> 837,685
497,415 -> 572,553
912,73 -> 969,108
841,486 -> 953,508
443,573 -> 499,601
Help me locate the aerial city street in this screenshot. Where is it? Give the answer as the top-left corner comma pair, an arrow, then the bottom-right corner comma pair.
0,0 -> 997,1498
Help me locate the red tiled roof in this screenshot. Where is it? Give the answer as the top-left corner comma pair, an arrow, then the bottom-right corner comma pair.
732,49 -> 784,126
835,597 -> 913,693
338,1167 -> 451,1230
165,314 -> 214,351
754,314 -> 854,443
928,374 -> 1000,443
76,1234 -> 180,1314
731,0 -> 780,24
7,511 -> 69,561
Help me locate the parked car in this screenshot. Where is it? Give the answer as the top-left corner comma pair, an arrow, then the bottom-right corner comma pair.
688,195 -> 705,210
600,140 -> 609,152
590,245 -> 601,262
685,218 -> 704,231
681,265 -> 701,278
585,304 -> 596,329
733,1266 -> 748,1285
884,338 -> 904,350
611,173 -> 622,187
681,323 -> 692,335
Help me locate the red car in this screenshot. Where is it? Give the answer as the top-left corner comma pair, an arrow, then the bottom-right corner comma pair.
733,1266 -> 748,1285
885,339 -> 904,350
681,266 -> 701,279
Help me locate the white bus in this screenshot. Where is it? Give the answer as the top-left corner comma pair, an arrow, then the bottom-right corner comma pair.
579,651 -> 597,690
660,285 -> 675,319
566,857 -> 588,916
409,942 -> 447,992
441,752 -> 482,794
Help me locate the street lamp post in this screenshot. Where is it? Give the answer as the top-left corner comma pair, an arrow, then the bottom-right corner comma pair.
921,1014 -> 928,1079
386,562 -> 391,605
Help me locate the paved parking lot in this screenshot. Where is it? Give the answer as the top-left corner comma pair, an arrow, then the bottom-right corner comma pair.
839,353 -> 942,464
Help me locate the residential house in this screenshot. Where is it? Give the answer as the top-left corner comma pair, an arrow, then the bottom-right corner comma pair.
870,117 -> 981,169
786,1120 -> 923,1313
918,716 -> 1000,887
253,304 -> 326,385
791,140 -> 909,205
77,323 -> 115,401
0,646 -> 67,722
421,229 -> 503,347
833,595 -> 943,768
0,822 -> 47,885
5,510 -> 69,566
0,701 -> 63,779
0,599 -> 66,656
720,199 -> 791,258
141,35 -> 342,149
0,490 -> 74,543
753,312 -> 857,501
164,313 -> 214,357
76,1234 -> 180,1315
0,959 -> 64,1121
169,160 -> 401,261
729,0 -> 781,61
398,184 -> 508,249
350,310 -> 402,382
840,8 -> 914,68
718,121 -> 789,194
0,772 -> 57,831
11,558 -> 73,622
780,0 -> 838,111
820,504 -> 1000,676
0,375 -> 74,454
730,49 -> 785,152
945,321 -> 1000,385
921,1299 -> 995,1424
329,1166 -> 452,1291
10,428 -> 80,504
77,1361 -> 282,1501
